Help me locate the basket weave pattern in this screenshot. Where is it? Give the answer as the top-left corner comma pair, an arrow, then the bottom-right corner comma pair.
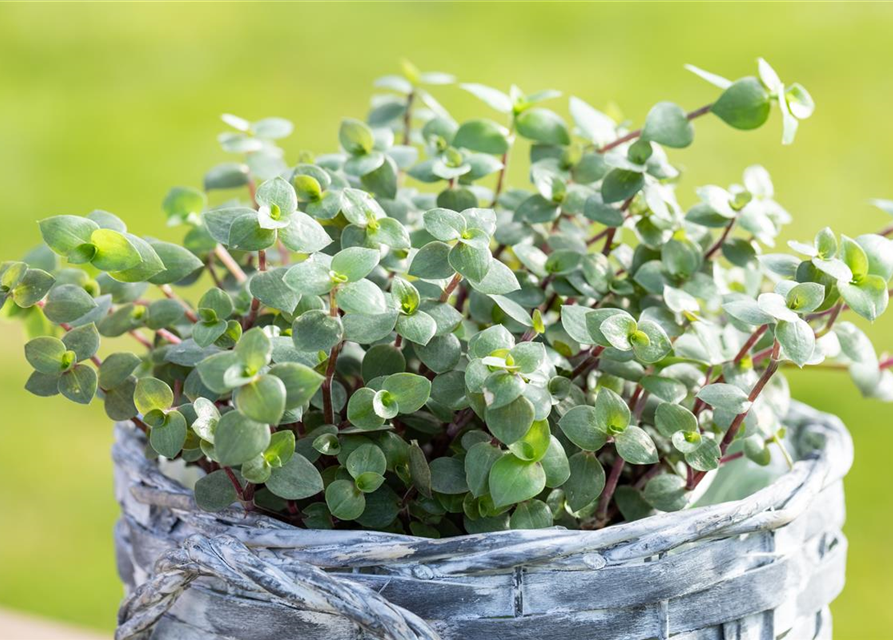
113,402 -> 850,640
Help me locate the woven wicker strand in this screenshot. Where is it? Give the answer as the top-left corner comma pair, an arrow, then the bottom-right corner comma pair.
113,401 -> 850,640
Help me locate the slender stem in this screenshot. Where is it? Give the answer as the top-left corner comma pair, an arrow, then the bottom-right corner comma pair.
720,451 -> 744,464
440,273 -> 463,303
223,466 -> 245,500
159,284 -> 198,323
490,123 -> 515,208
595,455 -> 625,526
322,341 -> 343,425
243,250 -> 266,330
156,328 -> 182,345
596,103 -> 713,154
881,356 -> 893,370
213,245 -> 248,284
402,90 -> 415,146
690,341 -> 780,489
733,324 -> 768,363
128,330 -> 153,349
815,302 -> 843,338
601,227 -> 617,256
206,255 -> 224,288
569,345 -> 605,380
704,218 -> 735,261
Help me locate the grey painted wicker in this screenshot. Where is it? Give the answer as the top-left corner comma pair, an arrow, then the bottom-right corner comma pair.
113,401 -> 850,640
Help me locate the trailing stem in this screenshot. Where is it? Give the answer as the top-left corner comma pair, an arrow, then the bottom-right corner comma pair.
440,273 -> 463,303
569,345 -> 605,380
704,218 -> 736,261
402,91 -> 415,146
213,245 -> 248,284
322,341 -> 343,426
595,455 -> 625,526
596,103 -> 713,154
689,340 -> 781,489
159,284 -> 198,323
243,250 -> 266,330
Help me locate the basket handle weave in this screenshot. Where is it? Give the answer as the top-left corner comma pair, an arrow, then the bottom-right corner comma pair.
115,534 -> 440,640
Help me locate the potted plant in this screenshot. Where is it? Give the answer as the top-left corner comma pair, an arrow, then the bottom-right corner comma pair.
3,57 -> 889,639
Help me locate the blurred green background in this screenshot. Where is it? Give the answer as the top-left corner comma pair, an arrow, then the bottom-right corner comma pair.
0,2 -> 891,637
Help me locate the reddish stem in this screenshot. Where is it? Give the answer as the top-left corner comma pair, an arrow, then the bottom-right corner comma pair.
704,218 -> 736,261
570,345 -> 605,380
440,273 -> 463,303
596,103 -> 713,153
159,284 -> 198,323
322,341 -> 343,425
595,455 -> 625,525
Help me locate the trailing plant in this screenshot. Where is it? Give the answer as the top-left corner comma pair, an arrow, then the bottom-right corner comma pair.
4,58 -> 892,535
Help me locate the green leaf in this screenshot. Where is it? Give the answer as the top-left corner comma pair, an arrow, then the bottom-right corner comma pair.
146,241 -> 204,285
541,436 -> 571,487
642,102 -> 694,148
194,469 -> 238,512
395,311 -> 437,346
640,376 -> 687,404
483,370 -> 525,410
292,310 -> 343,352
839,275 -> 889,322
264,431 -> 295,468
284,258 -> 334,296
248,268 -> 300,314
269,362 -> 324,409
347,387 -> 386,430
61,323 -> 100,362
430,457 -> 469,495
25,336 -> 67,374
508,419 -> 550,463
204,163 -> 250,190
97,353 -> 141,390
150,410 -> 187,458
383,372 -> 431,413
134,377 -> 173,414
601,169 -> 644,204
654,402 -> 698,438
465,442 -> 502,498
109,235 -> 165,283
331,247 -> 380,282
409,440 -> 432,498
510,500 -> 553,530
326,479 -> 365,520
58,365 -> 97,405
711,77 -> 771,130
11,268 -> 55,308
614,425 -> 658,465
214,410 -> 271,466
449,241 -> 490,282
515,108 -> 570,145
594,387 -> 630,434
43,285 -> 97,324
39,215 -> 99,256
488,455 -> 546,508
452,119 -> 510,155
163,186 -> 206,226
346,444 -> 387,478
685,437 -> 721,472
696,383 -> 751,414
486,395 -> 535,445
599,313 -> 636,350
89,228 -> 141,271
490,294 -> 532,327
235,328 -> 273,373
339,118 -> 375,155
409,241 -> 455,280
266,454 -> 324,500
776,318 -> 815,368
565,452 -> 605,512
279,212 -> 332,254
632,320 -> 672,364
559,405 -> 608,451
235,374 -> 287,424
644,474 -> 688,512
423,208 -> 466,242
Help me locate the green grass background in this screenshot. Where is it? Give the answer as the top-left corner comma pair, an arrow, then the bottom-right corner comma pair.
0,2 -> 891,637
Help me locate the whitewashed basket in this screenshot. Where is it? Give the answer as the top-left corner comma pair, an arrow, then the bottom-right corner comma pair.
113,401 -> 850,640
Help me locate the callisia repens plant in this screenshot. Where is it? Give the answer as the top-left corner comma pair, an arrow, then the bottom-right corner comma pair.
5,57 -> 892,535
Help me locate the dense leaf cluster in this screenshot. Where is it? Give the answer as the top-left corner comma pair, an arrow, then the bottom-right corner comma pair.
4,58 -> 891,535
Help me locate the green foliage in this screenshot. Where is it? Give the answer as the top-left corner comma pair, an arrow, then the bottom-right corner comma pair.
5,56 -> 891,538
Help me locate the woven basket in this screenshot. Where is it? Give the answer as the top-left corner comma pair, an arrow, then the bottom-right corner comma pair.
113,401 -> 850,640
